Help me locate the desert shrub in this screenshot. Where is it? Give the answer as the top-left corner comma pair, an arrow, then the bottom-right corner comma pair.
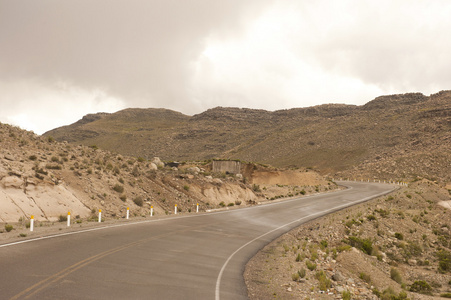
252,184 -> 261,192
359,272 -> 371,284
306,260 -> 316,271
346,236 -> 373,255
5,224 -> 13,232
183,185 -> 190,191
292,272 -> 300,281
410,280 -> 432,295
315,270 -> 331,291
375,208 -> 390,217
119,194 -> 127,202
137,157 -> 145,162
440,293 -> 451,298
342,290 -> 351,300
298,268 -> 306,278
227,202 -> 234,207
219,201 -> 226,207
235,200 -> 242,206
58,215 -> 67,222
320,240 -> 328,249
113,184 -> 124,193
133,196 -> 143,207
29,155 -> 37,161
390,268 -> 403,284
46,164 -> 62,170
295,253 -> 304,262
394,232 -> 404,240
437,250 -> 451,273
366,214 -> 377,221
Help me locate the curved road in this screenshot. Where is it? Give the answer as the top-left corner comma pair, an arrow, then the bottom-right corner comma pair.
0,182 -> 395,300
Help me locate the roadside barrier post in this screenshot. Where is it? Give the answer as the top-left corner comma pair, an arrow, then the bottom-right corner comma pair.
150,206 -> 153,217
175,204 -> 177,215
196,203 -> 199,213
126,207 -> 130,220
98,209 -> 102,223
67,212 -> 71,227
30,215 -> 34,232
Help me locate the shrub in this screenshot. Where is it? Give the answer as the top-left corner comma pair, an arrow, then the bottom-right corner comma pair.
292,272 -> 300,281
119,194 -> 127,202
359,272 -> 371,284
440,293 -> 451,298
133,196 -> 143,207
183,185 -> 190,191
315,270 -> 331,291
227,202 -> 234,207
437,250 -> 451,273
295,253 -> 304,262
342,290 -> 351,300
390,268 -> 403,284
252,184 -> 261,192
366,214 -> 377,221
410,280 -> 432,295
29,155 -> 37,161
219,201 -> 226,207
394,232 -> 404,240
113,184 -> 124,193
346,236 -> 373,255
306,260 -> 316,271
298,268 -> 306,278
235,200 -> 242,206
5,224 -> 13,232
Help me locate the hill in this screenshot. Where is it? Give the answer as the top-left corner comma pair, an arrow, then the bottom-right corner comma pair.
0,122 -> 333,225
44,91 -> 451,184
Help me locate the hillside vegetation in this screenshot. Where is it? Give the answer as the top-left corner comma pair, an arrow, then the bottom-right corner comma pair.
45,91 -> 451,184
0,122 -> 334,227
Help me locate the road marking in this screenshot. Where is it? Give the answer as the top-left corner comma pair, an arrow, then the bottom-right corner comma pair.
0,184 -> 354,250
215,186 -> 395,300
10,222 -> 212,300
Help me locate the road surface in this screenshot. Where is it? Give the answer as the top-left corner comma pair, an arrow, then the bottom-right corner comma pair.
0,182 -> 395,300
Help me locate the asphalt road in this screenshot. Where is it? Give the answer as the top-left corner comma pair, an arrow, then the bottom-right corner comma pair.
0,182 -> 395,300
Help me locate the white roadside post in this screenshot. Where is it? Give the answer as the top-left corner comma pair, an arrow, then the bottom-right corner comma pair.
30,215 -> 34,232
150,206 -> 153,217
67,212 -> 71,227
196,203 -> 199,213
98,209 -> 102,223
126,207 -> 130,220
175,204 -> 177,215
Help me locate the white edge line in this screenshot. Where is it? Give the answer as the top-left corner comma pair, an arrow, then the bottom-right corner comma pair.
214,186 -> 395,300
0,183 -> 356,249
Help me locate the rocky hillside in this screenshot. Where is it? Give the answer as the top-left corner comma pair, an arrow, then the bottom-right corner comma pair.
44,91 -> 451,184
0,122 -> 334,224
246,180 -> 451,299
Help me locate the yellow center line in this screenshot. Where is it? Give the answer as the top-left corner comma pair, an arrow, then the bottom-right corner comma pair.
11,223 -> 210,300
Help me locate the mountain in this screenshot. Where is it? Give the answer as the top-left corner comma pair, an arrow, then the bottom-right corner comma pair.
44,91 -> 451,183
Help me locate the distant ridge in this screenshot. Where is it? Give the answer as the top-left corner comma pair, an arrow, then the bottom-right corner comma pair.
44,91 -> 451,182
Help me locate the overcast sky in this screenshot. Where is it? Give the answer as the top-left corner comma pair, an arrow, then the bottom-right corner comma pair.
1,0 -> 450,134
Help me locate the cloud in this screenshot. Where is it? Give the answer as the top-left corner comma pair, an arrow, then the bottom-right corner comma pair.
0,79 -> 126,134
0,0 -> 450,134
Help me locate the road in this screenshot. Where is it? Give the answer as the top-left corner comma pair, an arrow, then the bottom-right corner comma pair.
0,182 -> 395,300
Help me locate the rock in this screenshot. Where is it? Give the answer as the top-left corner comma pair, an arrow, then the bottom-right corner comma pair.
1,176 -> 23,188
236,173 -> 243,179
287,286 -> 292,292
408,259 -> 417,266
332,271 -> 344,282
4,154 -> 15,161
149,162 -> 158,170
151,157 -> 165,168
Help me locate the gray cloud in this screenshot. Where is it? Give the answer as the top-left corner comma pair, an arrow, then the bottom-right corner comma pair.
0,0 -> 450,134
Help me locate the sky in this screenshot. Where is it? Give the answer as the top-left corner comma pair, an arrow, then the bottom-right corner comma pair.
1,0 -> 450,135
